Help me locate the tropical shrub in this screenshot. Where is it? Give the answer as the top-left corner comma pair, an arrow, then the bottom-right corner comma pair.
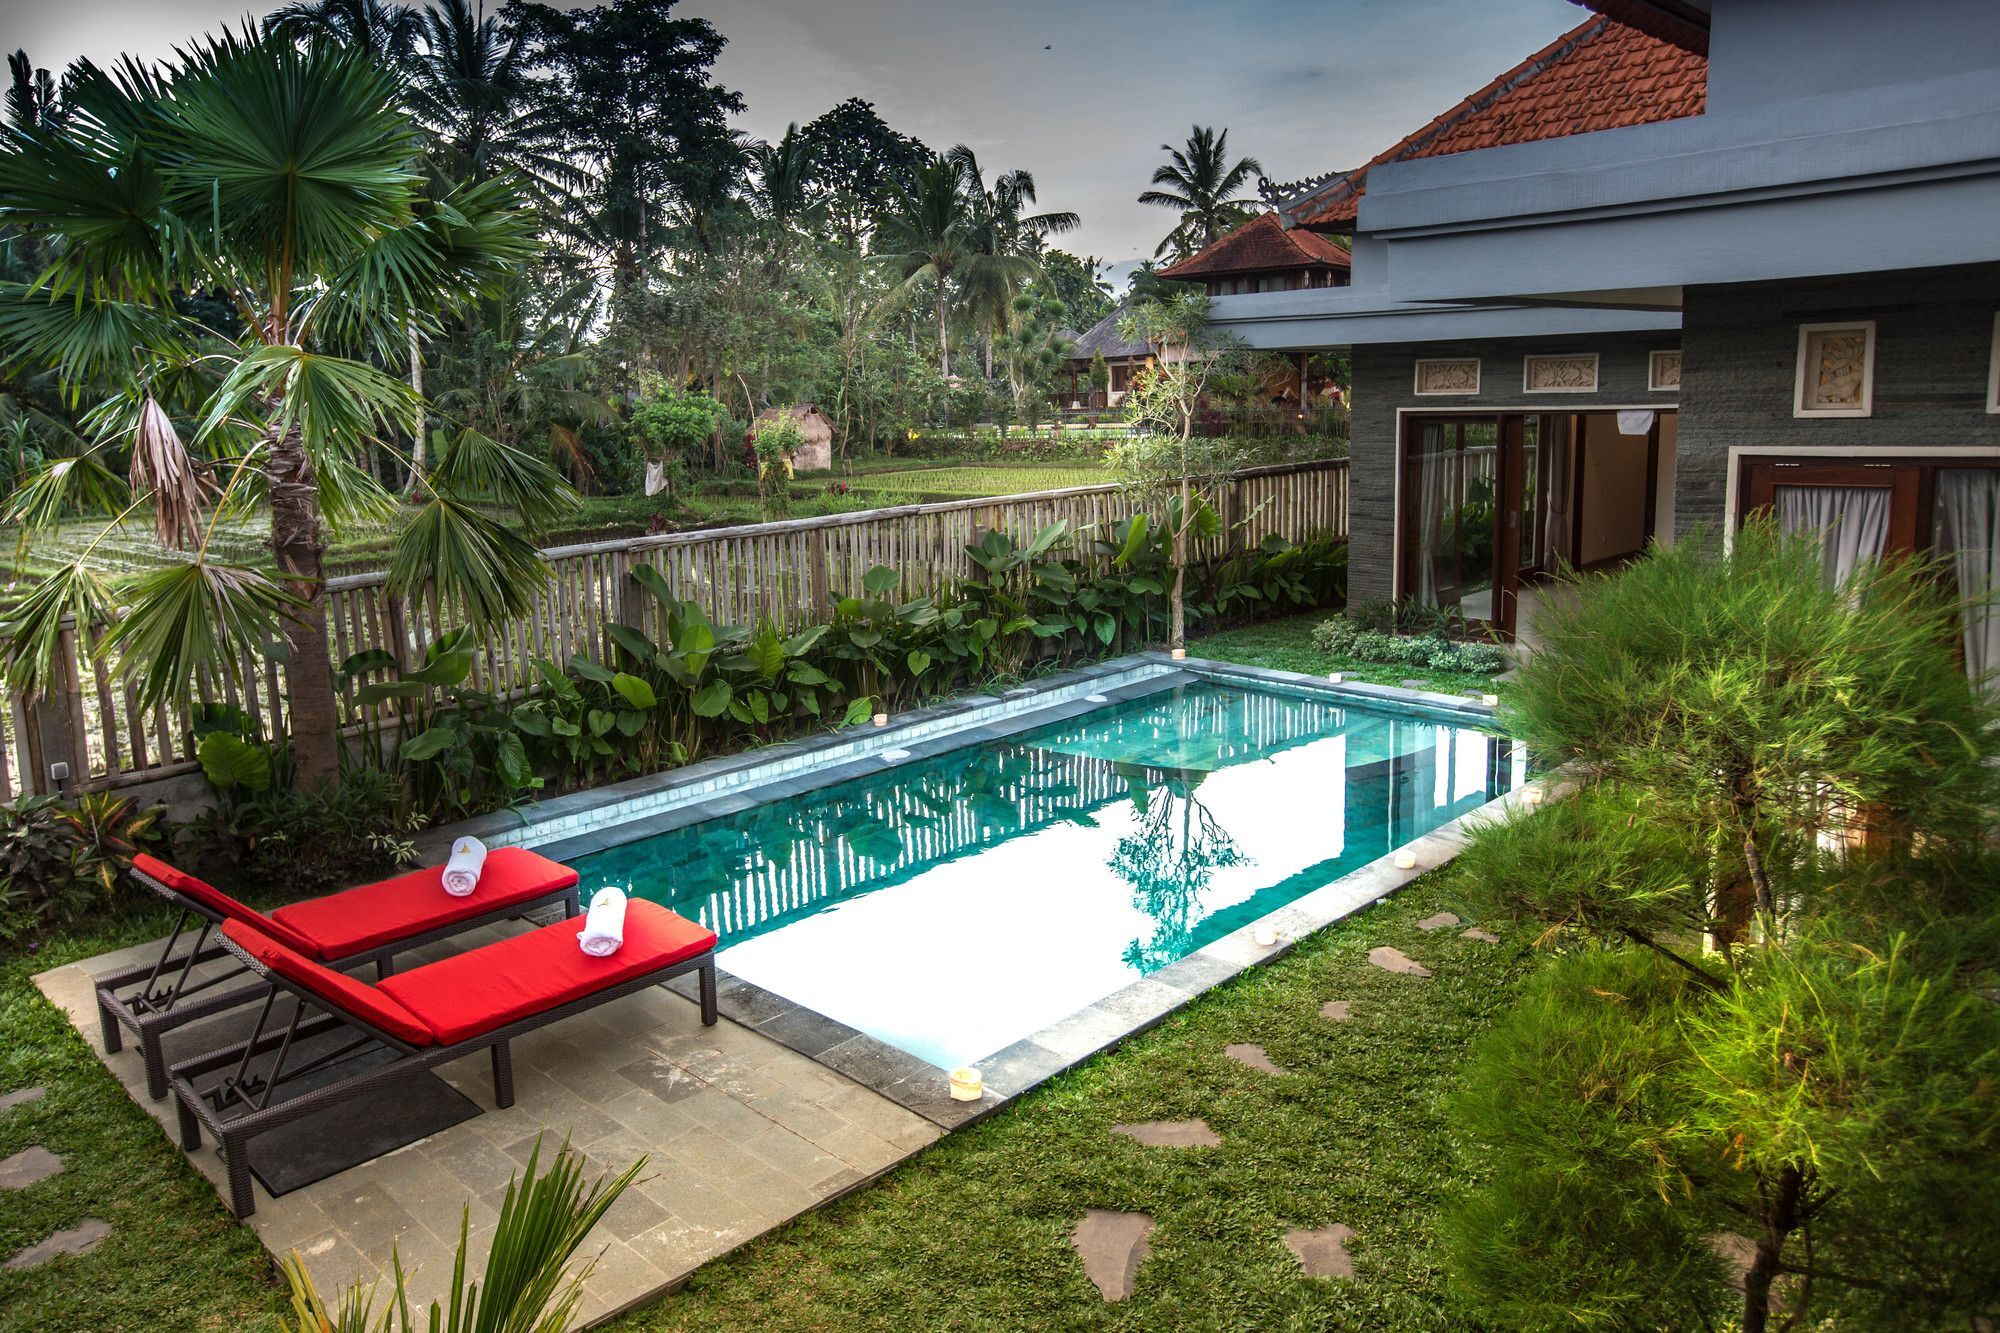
284,1137 -> 643,1332
186,768 -> 415,898
1443,522 -> 2000,1331
1310,615 -> 1506,674
0,791 -> 169,940
748,414 -> 806,519
627,389 -> 724,485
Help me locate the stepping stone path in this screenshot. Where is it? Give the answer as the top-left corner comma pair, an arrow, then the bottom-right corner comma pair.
5,1219 -> 111,1270
1112,1119 -> 1222,1148
1319,1000 -> 1352,1023
0,1086 -> 45,1114
1072,1209 -> 1154,1302
1283,1223 -> 1357,1278
1462,927 -> 1500,944
1415,912 -> 1462,931
1224,1043 -> 1286,1076
1367,946 -> 1433,978
0,1146 -> 63,1190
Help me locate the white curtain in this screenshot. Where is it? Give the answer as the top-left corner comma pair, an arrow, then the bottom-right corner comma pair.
1416,424 -> 1448,606
1934,469 -> 2000,696
1774,484 -> 1891,589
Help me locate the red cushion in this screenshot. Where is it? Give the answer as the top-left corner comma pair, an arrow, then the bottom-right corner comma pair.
268,847 -> 579,959
129,853 -> 325,958
220,918 -> 435,1047
378,900 -> 715,1045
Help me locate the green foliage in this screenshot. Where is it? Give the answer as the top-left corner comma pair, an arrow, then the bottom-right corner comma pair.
283,1135 -> 645,1333
0,791 -> 168,941
1445,526 -> 2000,1331
1309,616 -> 1507,675
627,391 -> 723,472
185,767 -> 415,898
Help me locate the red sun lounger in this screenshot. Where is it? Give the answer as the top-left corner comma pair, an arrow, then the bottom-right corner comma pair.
169,899 -> 717,1218
99,850 -> 581,1100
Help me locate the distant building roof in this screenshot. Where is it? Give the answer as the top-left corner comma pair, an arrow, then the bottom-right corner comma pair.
1156,213 -> 1353,281
1266,15 -> 1706,230
1065,301 -> 1151,362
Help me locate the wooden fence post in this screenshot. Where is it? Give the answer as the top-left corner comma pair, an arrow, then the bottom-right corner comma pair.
24,622 -> 88,795
807,529 -> 831,618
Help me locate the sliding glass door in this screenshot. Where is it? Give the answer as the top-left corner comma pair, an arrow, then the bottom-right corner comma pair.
1404,419 -> 1501,625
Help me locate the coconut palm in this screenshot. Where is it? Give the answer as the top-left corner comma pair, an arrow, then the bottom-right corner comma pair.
875,152 -> 1039,372
265,0 -> 423,64
946,144 -> 1078,374
405,0 -> 579,204
0,31 -> 560,785
1138,125 -> 1264,261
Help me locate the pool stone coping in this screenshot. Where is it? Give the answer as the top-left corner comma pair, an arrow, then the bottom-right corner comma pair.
421,651 -> 1529,1130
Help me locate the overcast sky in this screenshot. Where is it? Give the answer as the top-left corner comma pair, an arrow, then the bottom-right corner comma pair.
1,0 -> 1586,286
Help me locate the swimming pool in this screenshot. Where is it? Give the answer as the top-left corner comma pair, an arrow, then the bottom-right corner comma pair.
567,677 -> 1523,1071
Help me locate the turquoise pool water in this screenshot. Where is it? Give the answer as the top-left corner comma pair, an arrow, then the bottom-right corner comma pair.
568,680 -> 1522,1069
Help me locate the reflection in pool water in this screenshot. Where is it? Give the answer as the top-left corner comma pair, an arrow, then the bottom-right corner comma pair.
568,681 -> 1523,1069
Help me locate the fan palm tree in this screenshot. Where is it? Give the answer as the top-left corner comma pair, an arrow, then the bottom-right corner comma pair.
0,31 -> 560,786
1138,125 -> 1263,261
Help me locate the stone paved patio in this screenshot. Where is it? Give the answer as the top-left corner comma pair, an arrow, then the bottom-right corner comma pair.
34,928 -> 940,1327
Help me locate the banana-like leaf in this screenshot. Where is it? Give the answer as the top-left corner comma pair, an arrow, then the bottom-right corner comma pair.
862,565 -> 900,597
196,731 -> 271,793
690,679 -> 732,718
610,672 -> 657,710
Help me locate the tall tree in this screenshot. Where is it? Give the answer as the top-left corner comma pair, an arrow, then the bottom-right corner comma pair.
947,143 -> 1078,375
405,0 -> 576,203
0,32 -> 561,785
796,97 -> 928,249
4,51 -> 62,131
505,0 -> 743,288
265,0 -> 422,63
1139,125 -> 1263,261
874,153 -> 1030,372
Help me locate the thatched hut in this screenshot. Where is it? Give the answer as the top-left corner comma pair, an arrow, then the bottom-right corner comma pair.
752,405 -> 834,472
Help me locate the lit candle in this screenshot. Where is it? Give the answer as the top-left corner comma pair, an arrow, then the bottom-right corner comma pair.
1394,849 -> 1419,871
1523,785 -> 1545,806
1170,647 -> 1187,660
948,1066 -> 984,1101
1326,672 -> 1344,684
1480,693 -> 1500,707
1253,922 -> 1279,947
872,712 -> 889,728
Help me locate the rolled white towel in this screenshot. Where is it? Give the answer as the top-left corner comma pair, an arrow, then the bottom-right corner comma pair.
578,887 -> 627,957
442,837 -> 487,897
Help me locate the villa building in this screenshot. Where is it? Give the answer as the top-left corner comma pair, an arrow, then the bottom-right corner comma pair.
1188,0 -> 2000,687
1058,300 -> 1156,409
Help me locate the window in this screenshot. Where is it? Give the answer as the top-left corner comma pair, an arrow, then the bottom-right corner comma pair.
1793,322 -> 1875,417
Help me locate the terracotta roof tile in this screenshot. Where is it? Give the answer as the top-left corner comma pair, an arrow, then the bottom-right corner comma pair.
1157,213 -> 1353,280
1283,16 -> 1705,229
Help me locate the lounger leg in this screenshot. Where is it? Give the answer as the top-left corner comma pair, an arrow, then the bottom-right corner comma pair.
699,958 -> 718,1026
143,1031 -> 170,1102
176,1094 -> 202,1151
98,996 -> 124,1054
377,956 -> 396,980
224,1132 -> 256,1218
491,1041 -> 515,1109
564,888 -> 581,919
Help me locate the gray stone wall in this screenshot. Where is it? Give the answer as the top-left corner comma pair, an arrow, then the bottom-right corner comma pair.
1347,335 -> 1678,605
1676,265 -> 2000,535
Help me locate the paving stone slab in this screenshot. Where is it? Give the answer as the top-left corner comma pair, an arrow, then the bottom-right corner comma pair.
1072,1209 -> 1153,1301
1462,927 -> 1500,943
1111,1119 -> 1221,1148
1319,1000 -> 1352,1023
1367,946 -> 1432,978
1223,1043 -> 1286,1076
0,1086 -> 45,1114
5,1219 -> 111,1269
0,1146 -> 63,1190
1283,1223 -> 1356,1278
1415,912 -> 1462,932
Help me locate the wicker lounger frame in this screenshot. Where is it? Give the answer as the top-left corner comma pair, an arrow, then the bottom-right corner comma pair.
169,928 -> 718,1218
97,864 -> 582,1101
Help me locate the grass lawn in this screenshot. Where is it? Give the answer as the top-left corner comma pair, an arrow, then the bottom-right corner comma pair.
0,612 -> 1526,1331
613,871 -> 1530,1332
1190,615 -> 1506,699
0,911 -> 291,1331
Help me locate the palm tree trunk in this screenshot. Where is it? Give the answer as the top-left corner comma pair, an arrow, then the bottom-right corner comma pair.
935,275 -> 949,370
268,424 -> 341,788
405,320 -> 425,492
